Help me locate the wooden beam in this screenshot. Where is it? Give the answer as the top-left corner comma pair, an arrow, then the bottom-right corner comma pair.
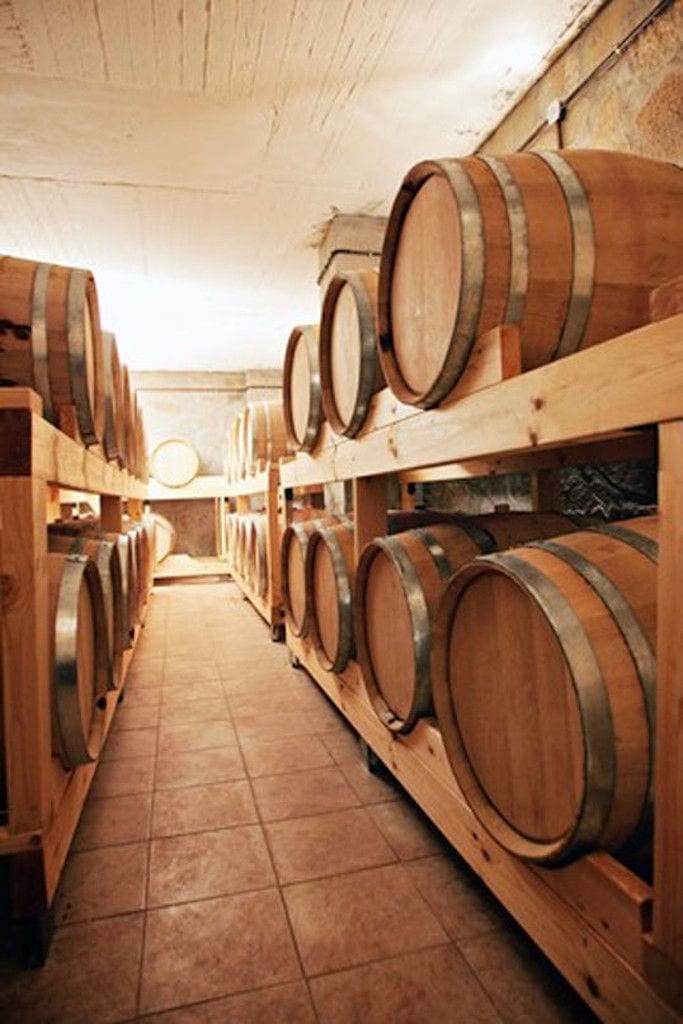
352,477 -> 387,564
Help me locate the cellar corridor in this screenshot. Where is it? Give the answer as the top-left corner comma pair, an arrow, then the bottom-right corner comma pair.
1,582 -> 597,1023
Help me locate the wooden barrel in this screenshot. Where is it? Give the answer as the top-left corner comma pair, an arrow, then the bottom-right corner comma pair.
151,438 -> 199,488
152,512 -> 176,564
49,532 -> 126,688
355,512 -> 576,733
101,331 -> 126,466
246,515 -> 269,597
243,401 -> 288,474
121,365 -> 137,475
236,515 -> 251,578
320,270 -> 385,437
48,552 -> 109,767
0,256 -> 106,443
378,150 -> 683,407
281,514 -> 342,636
432,516 -> 658,865
305,509 -> 458,674
136,401 -> 150,483
283,325 -> 324,452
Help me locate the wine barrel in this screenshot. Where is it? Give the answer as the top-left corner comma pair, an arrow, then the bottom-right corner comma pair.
101,331 -> 126,466
378,150 -> 683,407
48,552 -> 109,767
121,365 -> 137,475
282,514 -> 343,636
306,509 -> 459,674
136,401 -> 150,483
151,438 -> 199,488
236,514 -> 252,579
246,514 -> 269,597
432,516 -> 658,865
243,401 -> 288,474
283,325 -> 324,452
0,256 -> 106,443
355,512 -> 576,733
49,532 -> 125,688
320,270 -> 385,437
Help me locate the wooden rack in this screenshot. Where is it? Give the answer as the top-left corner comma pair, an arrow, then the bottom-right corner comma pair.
279,318 -> 683,1024
225,464 -> 284,640
0,388 -> 148,962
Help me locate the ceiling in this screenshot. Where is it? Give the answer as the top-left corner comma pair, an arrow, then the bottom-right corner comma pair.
0,0 -> 602,370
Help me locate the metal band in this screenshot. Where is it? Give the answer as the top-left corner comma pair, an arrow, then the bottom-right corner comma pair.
54,555 -> 108,766
67,269 -> 97,443
449,513 -> 498,554
535,152 -> 595,360
314,521 -> 355,672
482,551 -> 616,856
477,155 -> 529,325
584,522 -> 659,564
344,273 -> 380,437
30,263 -> 55,421
421,160 -> 486,408
529,539 -> 655,835
413,529 -> 455,582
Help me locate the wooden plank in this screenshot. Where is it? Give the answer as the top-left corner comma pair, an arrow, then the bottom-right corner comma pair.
352,477 -> 387,564
100,495 -> 123,533
652,421 -> 683,973
280,317 -> 683,487
0,387 -> 43,415
0,476 -> 52,834
287,631 -> 677,1024
225,469 -> 269,498
29,415 -> 146,497
265,466 -> 283,623
399,431 -> 654,483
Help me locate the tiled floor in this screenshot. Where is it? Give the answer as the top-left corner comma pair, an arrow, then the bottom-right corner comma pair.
0,582 -> 599,1023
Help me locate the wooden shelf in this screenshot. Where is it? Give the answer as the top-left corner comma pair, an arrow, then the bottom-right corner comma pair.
226,468 -> 271,498
275,317 -> 683,1020
280,317 -> 683,488
147,474 -> 227,501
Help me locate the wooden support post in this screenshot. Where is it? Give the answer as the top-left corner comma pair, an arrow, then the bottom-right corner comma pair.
100,495 -> 124,533
648,420 -> 683,1001
266,465 -> 282,619
530,469 -> 564,511
126,497 -> 143,523
353,476 -> 388,564
0,477 -> 52,834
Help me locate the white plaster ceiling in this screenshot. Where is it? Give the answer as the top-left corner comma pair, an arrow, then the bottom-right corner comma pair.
0,0 -> 602,370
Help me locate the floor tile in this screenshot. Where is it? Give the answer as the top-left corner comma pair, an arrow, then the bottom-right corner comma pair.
266,807 -> 395,884
100,726 -> 158,762
148,824 -> 275,906
126,658 -> 164,687
162,662 -> 223,687
310,944 -> 502,1024
283,863 -> 448,975
90,756 -> 156,799
54,842 -> 148,926
458,929 -> 599,1024
159,699 -> 229,725
234,709 -> 324,742
404,855 -> 508,942
0,913 -> 144,1024
111,702 -> 161,731
253,765 -> 360,821
122,685 -> 162,707
139,890 -> 301,1015
73,792 -> 153,851
319,729 -> 362,765
158,719 -> 236,754
368,800 -> 444,860
152,779 -> 257,837
339,759 -> 403,804
161,681 -> 225,703
155,746 -> 246,789
241,734 -> 333,778
139,980 -> 317,1023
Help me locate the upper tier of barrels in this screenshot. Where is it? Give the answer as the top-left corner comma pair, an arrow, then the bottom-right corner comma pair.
224,399 -> 289,482
281,149 -> 683,449
0,255 -> 149,479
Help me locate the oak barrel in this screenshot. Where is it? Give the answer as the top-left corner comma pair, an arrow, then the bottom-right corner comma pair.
0,256 -> 106,442
378,150 -> 683,407
101,331 -> 126,466
243,401 -> 289,475
152,512 -> 177,565
48,552 -> 109,767
283,325 -> 324,452
246,514 -> 269,597
151,438 -> 199,488
121,365 -> 137,474
320,270 -> 385,437
355,512 -> 576,733
432,516 -> 658,864
49,532 -> 126,688
282,513 -> 342,636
